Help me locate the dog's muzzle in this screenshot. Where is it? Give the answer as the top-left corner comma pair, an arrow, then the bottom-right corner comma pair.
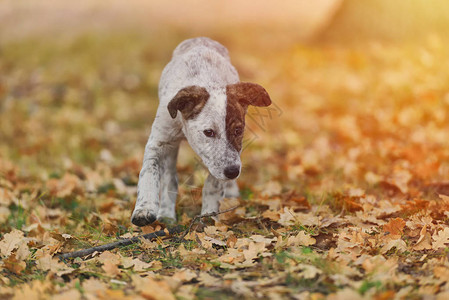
224,165 -> 240,179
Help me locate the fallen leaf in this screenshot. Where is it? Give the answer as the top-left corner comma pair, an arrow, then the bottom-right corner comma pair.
262,210 -> 280,221
242,242 -> 267,261
298,264 -> 322,279
381,239 -> 407,254
249,235 -> 276,246
198,273 -> 221,287
432,228 -> 449,249
287,231 -> 316,247
52,289 -> 81,300
82,278 -> 107,299
383,218 -> 406,239
35,253 -> 54,271
0,229 -> 24,257
203,236 -> 226,246
133,276 -> 175,300
97,251 -> 120,265
226,234 -> 237,248
434,266 -> 449,280
102,260 -> 120,276
172,269 -> 197,282
3,253 -> 26,274
122,258 -> 154,272
413,225 -> 432,251
46,173 -> 82,198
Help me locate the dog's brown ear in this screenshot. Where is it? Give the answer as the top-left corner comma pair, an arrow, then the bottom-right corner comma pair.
167,86 -> 210,119
226,82 -> 271,108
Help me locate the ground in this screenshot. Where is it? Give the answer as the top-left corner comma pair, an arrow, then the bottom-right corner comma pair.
1,23 -> 449,300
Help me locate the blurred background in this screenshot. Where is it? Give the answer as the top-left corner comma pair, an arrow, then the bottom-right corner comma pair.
2,2 -> 449,297
2,0 -> 449,43
1,0 -> 449,213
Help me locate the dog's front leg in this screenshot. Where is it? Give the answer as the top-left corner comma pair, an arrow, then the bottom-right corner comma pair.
157,143 -> 180,223
224,180 -> 240,198
131,143 -> 162,227
201,173 -> 225,215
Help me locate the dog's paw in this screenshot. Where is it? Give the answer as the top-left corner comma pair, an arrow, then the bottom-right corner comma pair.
131,209 -> 157,227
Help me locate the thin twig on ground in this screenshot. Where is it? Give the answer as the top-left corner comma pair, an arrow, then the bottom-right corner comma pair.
59,225 -> 184,260
59,206 -> 239,260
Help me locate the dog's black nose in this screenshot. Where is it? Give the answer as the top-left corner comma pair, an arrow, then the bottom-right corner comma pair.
224,166 -> 240,179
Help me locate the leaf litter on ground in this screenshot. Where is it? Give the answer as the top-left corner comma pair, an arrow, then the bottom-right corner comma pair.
1,32 -> 449,299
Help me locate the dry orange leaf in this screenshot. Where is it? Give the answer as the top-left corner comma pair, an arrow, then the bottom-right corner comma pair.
383,218 -> 406,238
3,253 -> 26,274
226,234 -> 237,248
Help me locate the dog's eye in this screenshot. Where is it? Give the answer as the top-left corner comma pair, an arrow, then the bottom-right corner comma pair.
234,127 -> 243,136
203,129 -> 216,138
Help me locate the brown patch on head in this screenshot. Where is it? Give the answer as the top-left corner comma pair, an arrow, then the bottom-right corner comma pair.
226,82 -> 272,152
167,86 -> 209,120
226,82 -> 271,108
225,94 -> 246,152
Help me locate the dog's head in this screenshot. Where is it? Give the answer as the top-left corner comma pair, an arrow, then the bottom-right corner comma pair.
168,82 -> 271,180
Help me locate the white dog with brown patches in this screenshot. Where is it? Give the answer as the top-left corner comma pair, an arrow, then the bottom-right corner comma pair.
131,37 -> 271,226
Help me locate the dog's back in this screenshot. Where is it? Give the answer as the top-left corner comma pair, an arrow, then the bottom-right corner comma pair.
159,37 -> 239,104
172,37 -> 230,59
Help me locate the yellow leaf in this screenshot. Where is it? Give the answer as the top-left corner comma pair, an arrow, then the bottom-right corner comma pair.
381,239 -> 407,254
432,227 -> 449,249
249,235 -> 276,246
97,251 -> 120,265
0,229 -> 24,257
198,273 -> 221,287
16,241 -> 30,261
243,242 -> 266,261
434,266 -> 449,280
102,259 -> 120,277
298,264 -> 322,279
133,276 -> 175,300
36,253 -> 54,271
131,258 -> 154,272
287,231 -> 316,247
172,269 -> 197,282
278,207 -> 297,226
82,278 -> 107,297
262,210 -> 280,221
52,289 -> 81,300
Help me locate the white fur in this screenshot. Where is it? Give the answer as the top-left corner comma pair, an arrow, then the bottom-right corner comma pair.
131,37 -> 242,225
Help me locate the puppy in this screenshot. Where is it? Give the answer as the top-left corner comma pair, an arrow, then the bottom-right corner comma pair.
131,37 -> 271,226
